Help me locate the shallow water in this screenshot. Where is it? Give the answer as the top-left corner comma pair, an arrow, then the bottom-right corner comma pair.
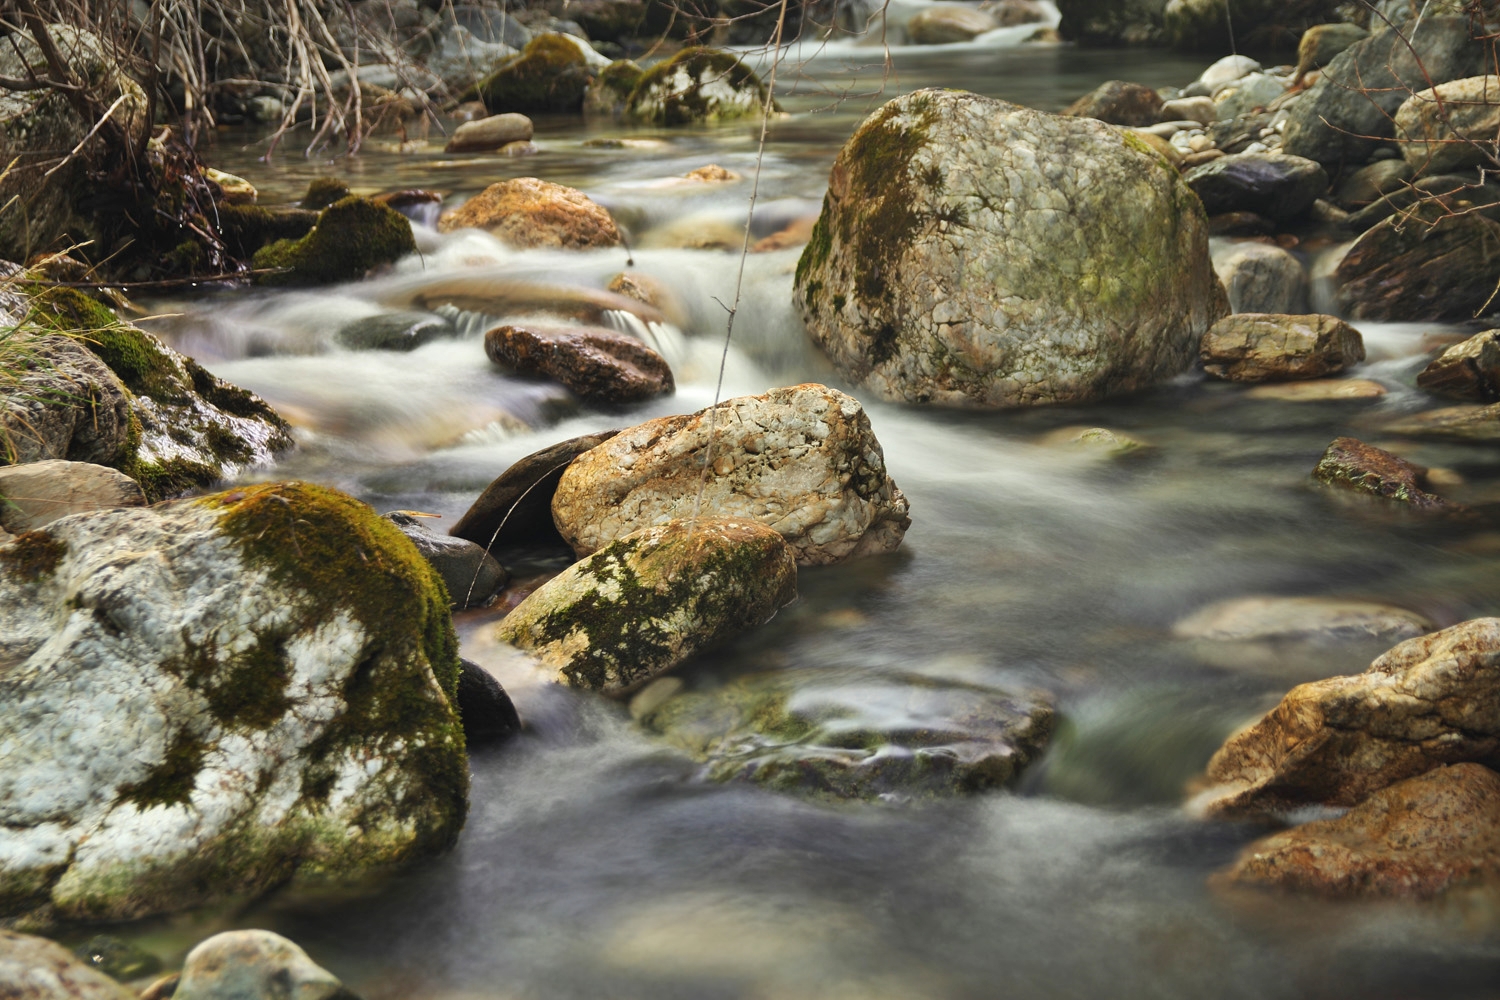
119,21 -> 1500,1000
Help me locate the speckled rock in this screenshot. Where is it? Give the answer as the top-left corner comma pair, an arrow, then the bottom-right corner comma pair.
1201,314 -> 1364,382
0,482 -> 467,924
449,431 -> 620,551
1417,329 -> 1500,402
437,178 -> 621,249
1282,17 -> 1488,166
640,671 -> 1056,801
1312,436 -> 1456,510
1184,153 -> 1328,222
1395,75 -> 1500,175
0,932 -> 135,1000
0,461 -> 144,533
171,931 -> 345,1000
1063,80 -> 1165,126
793,89 -> 1225,409
1190,618 -> 1500,820
1335,206 -> 1500,321
383,511 -> 507,609
497,517 -> 797,693
444,112 -> 534,153
483,324 -> 674,404
0,336 -> 134,469
551,384 -> 911,566
624,47 -> 772,125
1214,243 -> 1308,314
907,5 -> 999,44
1218,763 -> 1500,898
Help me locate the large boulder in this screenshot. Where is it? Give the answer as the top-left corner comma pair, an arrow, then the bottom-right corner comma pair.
449,431 -> 619,551
1055,0 -> 1168,45
0,25 -> 149,262
1216,763 -> 1500,898
436,178 -> 621,248
907,5 -> 999,44
1062,80 -> 1164,127
1184,153 -> 1328,223
793,89 -> 1225,409
1312,436 -> 1456,510
464,33 -> 599,114
0,461 -> 144,533
1282,17 -> 1489,167
624,47 -> 772,125
483,324 -> 674,404
1395,75 -> 1500,175
1199,313 -> 1364,382
551,384 -> 911,566
1190,618 -> 1500,820
0,932 -> 135,1000
498,518 -> 797,693
171,931 -> 346,1000
0,482 -> 467,924
1214,242 -> 1308,314
1417,329 -> 1500,401
641,671 -> 1056,801
253,196 -> 416,286
1334,206 -> 1500,321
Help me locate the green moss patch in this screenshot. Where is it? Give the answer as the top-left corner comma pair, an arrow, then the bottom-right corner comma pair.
625,46 -> 773,125
301,176 -> 352,210
0,531 -> 67,581
465,33 -> 596,114
253,196 -> 417,287
216,203 -> 320,259
119,731 -> 208,808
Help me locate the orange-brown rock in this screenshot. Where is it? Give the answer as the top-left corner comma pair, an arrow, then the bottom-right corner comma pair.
1218,763 -> 1500,898
1312,436 -> 1458,511
437,177 -> 621,248
1200,314 -> 1364,383
484,324 -> 673,404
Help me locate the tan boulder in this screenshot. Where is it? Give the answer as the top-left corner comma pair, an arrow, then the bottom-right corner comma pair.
1191,618 -> 1500,820
1200,314 -> 1364,383
0,931 -> 135,1000
437,177 -> 621,248
1416,329 -> 1500,402
907,5 -> 999,44
1218,763 -> 1500,898
1172,596 -> 1432,644
551,384 -> 911,566
444,112 -> 534,153
1395,75 -> 1500,175
0,460 -> 145,533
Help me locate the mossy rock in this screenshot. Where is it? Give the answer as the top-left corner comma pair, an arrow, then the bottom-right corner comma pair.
253,196 -> 417,287
498,517 -> 797,693
583,59 -> 645,117
216,203 -> 320,260
625,46 -> 774,125
300,176 -> 352,210
0,482 -> 467,925
463,33 -> 598,115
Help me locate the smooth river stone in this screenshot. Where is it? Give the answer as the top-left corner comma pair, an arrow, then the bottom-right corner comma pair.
1172,595 -> 1432,644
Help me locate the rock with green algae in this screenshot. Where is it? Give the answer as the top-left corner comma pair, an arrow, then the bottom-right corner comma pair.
463,33 -> 602,114
300,176 -> 352,210
252,196 -> 416,287
0,932 -> 136,1000
0,482 -> 467,926
497,517 -> 798,693
583,59 -> 643,118
13,287 -> 294,501
1312,436 -> 1460,511
625,47 -> 773,125
638,670 -> 1055,801
793,89 -> 1226,409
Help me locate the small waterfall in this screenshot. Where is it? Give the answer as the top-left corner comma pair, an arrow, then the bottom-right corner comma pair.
602,309 -> 690,371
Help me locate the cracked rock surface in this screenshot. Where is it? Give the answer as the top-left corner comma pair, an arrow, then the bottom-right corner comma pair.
551,384 -> 911,566
1200,313 -> 1364,383
1190,618 -> 1500,820
793,88 -> 1225,409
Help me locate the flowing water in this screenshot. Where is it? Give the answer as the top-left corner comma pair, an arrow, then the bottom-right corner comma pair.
112,14 -> 1500,999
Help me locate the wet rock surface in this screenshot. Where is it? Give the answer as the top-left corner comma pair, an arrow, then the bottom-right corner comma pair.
449,431 -> 619,552
498,517 -> 798,693
640,671 -> 1056,801
383,510 -> 508,608
1192,618 -> 1500,820
551,384 -> 911,566
1312,436 -> 1456,510
335,311 -> 455,352
1382,403 -> 1500,441
1173,596 -> 1433,645
0,460 -> 145,533
1062,80 -> 1164,126
0,483 -> 466,924
1200,314 -> 1364,382
794,89 -> 1224,408
437,177 -> 621,248
483,323 -> 674,404
1416,329 -> 1500,402
456,659 -> 522,746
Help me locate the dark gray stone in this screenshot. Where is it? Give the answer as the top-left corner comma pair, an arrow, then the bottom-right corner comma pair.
336,311 -> 454,351
457,658 -> 521,746
383,511 -> 508,608
448,430 -> 618,551
1184,152 -> 1329,222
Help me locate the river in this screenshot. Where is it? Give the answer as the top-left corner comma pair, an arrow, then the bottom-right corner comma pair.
116,15 -> 1500,1000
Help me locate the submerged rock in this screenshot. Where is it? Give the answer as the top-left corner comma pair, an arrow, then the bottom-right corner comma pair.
0,482 -> 467,924
498,517 -> 797,693
171,931 -> 346,1000
1062,80 -> 1165,127
641,671 -> 1056,801
483,323 -> 674,404
335,311 -> 454,352
0,461 -> 144,533
625,47 -> 772,125
1190,618 -> 1500,820
437,177 -> 621,249
1313,436 -> 1456,510
253,196 -> 416,286
1184,153 -> 1328,223
383,511 -> 507,608
1395,75 -> 1500,176
449,431 -> 619,551
1172,595 -> 1432,644
794,89 -> 1224,408
0,932 -> 135,1000
1218,763 -> 1500,898
1417,329 -> 1500,402
456,659 -> 522,746
1383,403 -> 1500,441
1200,314 -> 1364,382
1244,378 -> 1387,402
1214,243 -> 1308,314
71,937 -> 160,983
1335,207 -> 1500,321
551,384 -> 911,566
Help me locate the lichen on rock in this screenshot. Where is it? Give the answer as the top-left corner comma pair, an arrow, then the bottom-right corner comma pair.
625,47 -> 773,125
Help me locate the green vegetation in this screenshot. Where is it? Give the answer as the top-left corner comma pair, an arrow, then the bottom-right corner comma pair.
300,176 -> 352,210
253,196 -> 417,286
465,33 -> 595,114
625,47 -> 773,125
215,203 -> 320,259
0,531 -> 67,581
119,731 -> 208,809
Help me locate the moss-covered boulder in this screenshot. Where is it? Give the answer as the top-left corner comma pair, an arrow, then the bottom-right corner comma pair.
583,59 -> 644,118
1312,436 -> 1459,511
16,288 -> 294,501
640,671 -> 1056,801
625,47 -> 773,125
497,517 -> 797,693
464,33 -> 601,114
0,482 -> 467,925
253,196 -> 416,286
794,89 -> 1226,408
